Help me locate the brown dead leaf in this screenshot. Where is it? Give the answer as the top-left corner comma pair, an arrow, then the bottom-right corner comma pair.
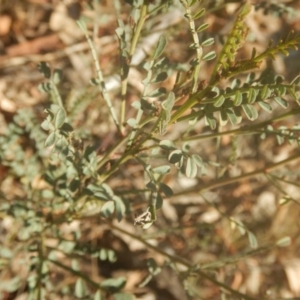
5,34 -> 62,57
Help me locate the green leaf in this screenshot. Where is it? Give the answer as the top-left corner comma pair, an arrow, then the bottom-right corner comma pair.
182,142 -> 190,153
246,72 -> 256,83
131,100 -> 141,109
248,88 -> 258,104
127,118 -> 137,127
39,82 -> 52,93
152,165 -> 170,175
100,201 -> 115,218
196,23 -> 209,32
276,236 -> 291,247
186,157 -> 197,178
214,95 -> 225,107
226,108 -> 238,126
202,51 -> 216,61
158,113 -> 173,134
287,86 -> 297,101
75,278 -> 87,298
37,61 -> 51,79
72,259 -> 80,271
188,0 -> 198,6
162,92 -> 175,112
41,119 -> 51,131
274,97 -> 288,108
147,258 -> 161,275
53,69 -> 63,84
201,37 -> 214,47
101,277 -> 126,292
107,249 -> 117,263
146,180 -> 157,192
219,110 -> 228,126
55,108 -> 66,129
258,101 -> 272,113
153,35 -> 166,59
189,43 -> 198,50
275,85 -> 286,96
159,182 -> 173,197
99,249 -> 108,261
205,113 -> 217,130
69,178 -> 80,192
260,84 -> 270,99
168,150 -> 183,164
147,87 -> 167,97
189,58 -> 200,66
247,231 -> 258,249
234,219 -> 246,235
153,57 -> 169,69
276,133 -> 285,145
113,196 -> 126,222
58,240 -> 76,253
115,27 -> 124,39
234,90 -> 243,106
142,61 -> 152,71
232,107 -> 242,124
151,72 -> 168,83
94,290 -> 103,300
159,140 -> 176,150
191,154 -> 203,167
231,78 -> 241,89
193,8 -> 205,19
45,131 -> 57,147
242,104 -> 258,120
60,122 -> 73,132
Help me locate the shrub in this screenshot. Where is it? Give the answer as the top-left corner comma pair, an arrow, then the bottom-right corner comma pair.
1,1 -> 300,299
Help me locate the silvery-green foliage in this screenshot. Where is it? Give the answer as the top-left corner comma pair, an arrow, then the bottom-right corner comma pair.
1,1 -> 300,299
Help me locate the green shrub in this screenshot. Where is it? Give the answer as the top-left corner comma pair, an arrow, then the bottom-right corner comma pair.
1,1 -> 300,299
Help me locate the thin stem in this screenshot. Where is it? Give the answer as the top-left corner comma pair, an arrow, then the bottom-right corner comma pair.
118,2 -> 149,131
109,222 -> 260,300
125,3 -> 150,147
182,107 -> 300,142
170,91 -> 203,124
96,134 -> 128,171
180,0 -> 203,93
129,3 -> 148,57
174,152 -> 300,196
98,134 -> 149,183
47,258 -> 101,289
77,20 -> 121,134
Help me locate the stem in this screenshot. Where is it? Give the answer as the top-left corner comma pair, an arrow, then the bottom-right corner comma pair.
129,3 -> 148,58
47,258 -> 101,289
96,135 -> 128,171
125,2 -> 151,147
180,0 -> 203,93
174,152 -> 300,196
109,222 -> 260,300
182,107 -> 300,142
98,134 -> 149,182
170,91 -> 202,124
77,20 -> 121,134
